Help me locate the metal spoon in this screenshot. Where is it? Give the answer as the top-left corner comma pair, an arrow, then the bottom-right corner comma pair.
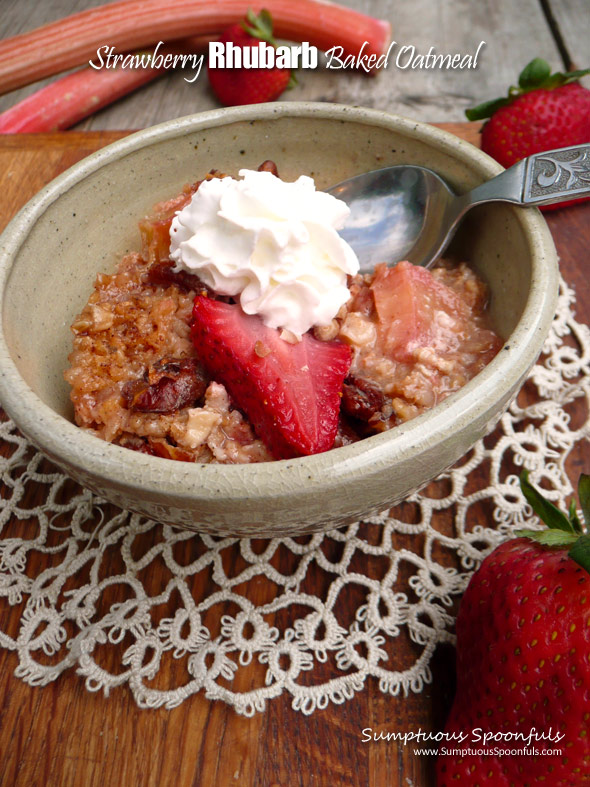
327,143 -> 590,273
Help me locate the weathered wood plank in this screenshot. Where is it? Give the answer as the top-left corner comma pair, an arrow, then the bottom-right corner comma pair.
0,0 -> 565,127
289,0 -> 564,120
545,0 -> 590,71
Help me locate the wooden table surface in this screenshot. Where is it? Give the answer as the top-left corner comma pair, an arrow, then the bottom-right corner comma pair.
0,3 -> 589,787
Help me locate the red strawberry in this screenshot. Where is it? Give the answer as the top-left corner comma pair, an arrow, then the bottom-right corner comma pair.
437,471 -> 590,786
208,9 -> 292,106
190,296 -> 351,459
480,82 -> 590,167
467,58 -> 590,209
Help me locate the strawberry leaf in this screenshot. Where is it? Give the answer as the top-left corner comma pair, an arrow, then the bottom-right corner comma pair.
465,59 -> 590,121
562,67 -> 590,81
544,67 -> 590,88
568,533 -> 590,574
516,472 -> 590,575
579,474 -> 590,529
465,97 -> 510,121
520,470 -> 575,533
515,528 -> 579,547
518,57 -> 551,89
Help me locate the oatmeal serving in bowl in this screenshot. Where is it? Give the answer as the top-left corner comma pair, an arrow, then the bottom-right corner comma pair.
65,161 -> 502,464
0,104 -> 558,534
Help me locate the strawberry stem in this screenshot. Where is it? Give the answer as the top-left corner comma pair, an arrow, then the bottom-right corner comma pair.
569,499 -> 584,533
241,8 -> 278,46
240,8 -> 298,86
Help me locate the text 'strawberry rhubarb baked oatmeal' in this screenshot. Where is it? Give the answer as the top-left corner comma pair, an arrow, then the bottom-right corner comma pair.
65,162 -> 502,463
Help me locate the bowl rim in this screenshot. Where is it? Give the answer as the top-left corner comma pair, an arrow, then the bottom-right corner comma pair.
0,101 -> 558,507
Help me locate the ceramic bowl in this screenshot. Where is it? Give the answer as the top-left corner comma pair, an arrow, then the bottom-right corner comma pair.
0,103 -> 558,536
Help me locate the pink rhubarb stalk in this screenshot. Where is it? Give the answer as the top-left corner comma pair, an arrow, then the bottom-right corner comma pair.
0,38 -> 209,133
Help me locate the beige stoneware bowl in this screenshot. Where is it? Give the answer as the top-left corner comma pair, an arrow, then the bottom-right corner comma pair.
0,103 -> 558,536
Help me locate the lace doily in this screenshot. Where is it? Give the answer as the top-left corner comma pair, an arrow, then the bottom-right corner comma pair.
0,275 -> 588,716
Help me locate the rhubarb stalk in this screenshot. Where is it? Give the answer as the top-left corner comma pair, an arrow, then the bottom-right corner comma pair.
0,38 -> 209,133
0,0 -> 391,95
0,64 -> 160,133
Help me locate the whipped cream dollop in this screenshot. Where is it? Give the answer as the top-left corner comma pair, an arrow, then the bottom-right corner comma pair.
169,169 -> 359,337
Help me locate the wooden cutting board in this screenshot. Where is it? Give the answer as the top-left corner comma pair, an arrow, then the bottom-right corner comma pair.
0,125 -> 588,787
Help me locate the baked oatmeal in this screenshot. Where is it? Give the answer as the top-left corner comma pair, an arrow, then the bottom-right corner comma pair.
65,163 -> 502,462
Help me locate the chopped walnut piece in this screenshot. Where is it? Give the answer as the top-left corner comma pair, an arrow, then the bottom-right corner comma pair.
171,408 -> 222,450
90,304 -> 114,331
339,312 -> 377,348
254,341 -> 272,358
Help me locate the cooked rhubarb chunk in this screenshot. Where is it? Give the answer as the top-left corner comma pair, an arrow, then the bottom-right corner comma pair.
370,260 -> 501,369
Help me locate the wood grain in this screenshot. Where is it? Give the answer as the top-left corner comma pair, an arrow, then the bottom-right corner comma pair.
0,127 -> 588,787
541,0 -> 590,74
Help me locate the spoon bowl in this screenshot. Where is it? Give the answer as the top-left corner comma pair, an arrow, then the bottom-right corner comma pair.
328,165 -> 456,272
328,143 -> 590,272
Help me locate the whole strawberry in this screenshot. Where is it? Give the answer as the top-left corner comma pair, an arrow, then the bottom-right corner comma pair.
208,9 -> 292,106
437,471 -> 590,786
467,58 -> 590,209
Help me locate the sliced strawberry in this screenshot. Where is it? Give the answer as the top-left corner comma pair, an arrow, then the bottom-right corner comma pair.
190,297 -> 351,459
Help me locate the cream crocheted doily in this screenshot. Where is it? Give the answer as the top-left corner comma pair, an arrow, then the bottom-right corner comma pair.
0,276 -> 588,715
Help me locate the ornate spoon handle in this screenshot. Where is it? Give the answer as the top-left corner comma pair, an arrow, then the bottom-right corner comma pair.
460,143 -> 590,210
522,144 -> 590,204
